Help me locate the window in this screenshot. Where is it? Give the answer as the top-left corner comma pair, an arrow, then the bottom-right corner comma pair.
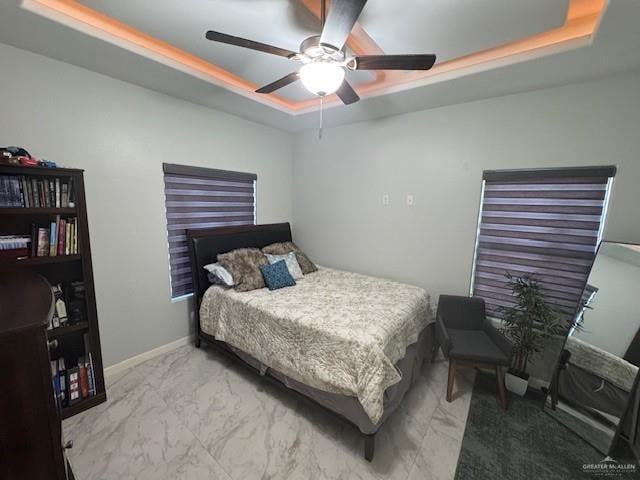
163,163 -> 256,299
470,166 -> 616,323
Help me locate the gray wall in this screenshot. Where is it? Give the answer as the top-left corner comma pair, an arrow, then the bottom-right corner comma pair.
0,43 -> 294,367
293,71 -> 640,303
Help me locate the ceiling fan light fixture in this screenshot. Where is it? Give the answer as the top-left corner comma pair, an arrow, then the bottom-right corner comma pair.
299,62 -> 345,97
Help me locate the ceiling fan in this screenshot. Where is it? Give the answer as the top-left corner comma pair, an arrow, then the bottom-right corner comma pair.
205,0 -> 437,105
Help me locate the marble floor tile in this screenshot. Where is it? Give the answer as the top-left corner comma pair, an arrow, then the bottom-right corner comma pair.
64,344 -> 474,480
158,349 -> 376,480
421,358 -> 450,400
407,426 -> 463,480
64,381 -> 231,480
429,406 -> 467,442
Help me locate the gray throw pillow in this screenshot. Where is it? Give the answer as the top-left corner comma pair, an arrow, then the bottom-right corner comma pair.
262,242 -> 317,275
203,262 -> 235,286
217,248 -> 268,292
266,252 -> 303,280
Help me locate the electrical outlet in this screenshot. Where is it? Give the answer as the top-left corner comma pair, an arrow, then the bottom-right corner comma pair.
406,194 -> 414,206
382,194 -> 390,206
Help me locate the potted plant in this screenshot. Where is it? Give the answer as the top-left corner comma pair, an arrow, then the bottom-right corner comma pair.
500,273 -> 564,396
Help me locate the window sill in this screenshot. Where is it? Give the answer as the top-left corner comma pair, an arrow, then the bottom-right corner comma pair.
170,292 -> 193,303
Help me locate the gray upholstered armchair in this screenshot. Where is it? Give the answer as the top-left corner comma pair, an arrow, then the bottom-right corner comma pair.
435,295 -> 513,410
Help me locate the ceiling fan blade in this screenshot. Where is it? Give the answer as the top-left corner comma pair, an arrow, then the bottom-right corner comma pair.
335,80 -> 360,105
320,0 -> 367,52
255,72 -> 300,94
354,54 -> 437,70
205,31 -> 297,59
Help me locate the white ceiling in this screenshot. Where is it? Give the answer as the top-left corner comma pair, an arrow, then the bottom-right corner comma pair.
0,0 -> 639,131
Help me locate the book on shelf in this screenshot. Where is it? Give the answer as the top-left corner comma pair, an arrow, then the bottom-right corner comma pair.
87,352 -> 96,396
56,218 -> 65,256
51,360 -> 63,404
78,362 -> 89,399
58,358 -> 67,407
82,333 -> 97,396
52,284 -> 68,328
30,178 -> 39,208
36,227 -> 49,257
0,174 -> 76,208
49,219 -> 57,256
61,182 -> 68,208
67,366 -> 81,405
0,175 -> 23,207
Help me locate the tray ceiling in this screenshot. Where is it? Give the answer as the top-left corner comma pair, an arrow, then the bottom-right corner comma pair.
19,0 -> 607,114
76,0 -> 568,103
2,0 -> 631,130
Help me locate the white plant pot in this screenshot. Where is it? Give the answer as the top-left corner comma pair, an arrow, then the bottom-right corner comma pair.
505,372 -> 529,396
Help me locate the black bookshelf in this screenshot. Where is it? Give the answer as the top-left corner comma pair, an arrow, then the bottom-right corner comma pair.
10,255 -> 82,266
48,321 -> 89,339
0,164 -> 106,419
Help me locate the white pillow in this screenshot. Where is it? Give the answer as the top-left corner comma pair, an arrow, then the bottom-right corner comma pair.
203,262 -> 234,286
266,252 -> 303,280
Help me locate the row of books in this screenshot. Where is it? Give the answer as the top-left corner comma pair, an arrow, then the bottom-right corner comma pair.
0,174 -> 75,208
34,216 -> 79,257
0,235 -> 31,260
51,343 -> 97,407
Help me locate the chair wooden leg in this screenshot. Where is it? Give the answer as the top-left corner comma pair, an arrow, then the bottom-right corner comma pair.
446,359 -> 456,402
496,366 -> 507,410
364,433 -> 375,462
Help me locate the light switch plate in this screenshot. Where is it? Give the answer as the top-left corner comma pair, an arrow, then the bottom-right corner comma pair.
406,194 -> 414,206
382,194 -> 390,206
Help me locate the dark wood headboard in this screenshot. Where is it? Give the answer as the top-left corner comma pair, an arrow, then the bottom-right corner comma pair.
187,223 -> 292,307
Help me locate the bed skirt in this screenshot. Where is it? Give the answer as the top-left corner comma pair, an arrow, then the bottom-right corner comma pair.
220,322 -> 434,435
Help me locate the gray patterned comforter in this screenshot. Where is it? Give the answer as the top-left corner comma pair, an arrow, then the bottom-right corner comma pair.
200,267 -> 434,423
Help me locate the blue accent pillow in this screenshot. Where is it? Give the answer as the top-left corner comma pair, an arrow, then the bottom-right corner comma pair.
259,260 -> 296,291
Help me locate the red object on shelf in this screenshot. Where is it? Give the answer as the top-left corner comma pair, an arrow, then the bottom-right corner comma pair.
18,156 -> 38,167
0,248 -> 29,260
79,365 -> 89,399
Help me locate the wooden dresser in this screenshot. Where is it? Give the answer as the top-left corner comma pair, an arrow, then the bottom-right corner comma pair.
0,266 -> 75,479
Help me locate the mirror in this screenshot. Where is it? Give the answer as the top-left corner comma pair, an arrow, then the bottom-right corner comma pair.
545,241 -> 640,455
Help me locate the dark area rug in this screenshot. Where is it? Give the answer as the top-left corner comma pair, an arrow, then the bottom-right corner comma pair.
454,373 -> 637,480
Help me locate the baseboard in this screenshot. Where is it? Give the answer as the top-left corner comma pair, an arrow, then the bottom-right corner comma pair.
104,335 -> 192,379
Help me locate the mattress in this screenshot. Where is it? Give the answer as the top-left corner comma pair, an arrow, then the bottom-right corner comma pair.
200,267 -> 434,424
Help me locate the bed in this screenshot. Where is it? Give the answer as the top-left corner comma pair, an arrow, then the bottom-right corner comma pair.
187,223 -> 435,461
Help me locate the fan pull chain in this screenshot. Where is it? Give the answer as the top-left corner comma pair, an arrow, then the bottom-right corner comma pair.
318,96 -> 323,140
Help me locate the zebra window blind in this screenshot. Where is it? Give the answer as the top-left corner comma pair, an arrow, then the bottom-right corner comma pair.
163,163 -> 256,298
470,166 -> 616,323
